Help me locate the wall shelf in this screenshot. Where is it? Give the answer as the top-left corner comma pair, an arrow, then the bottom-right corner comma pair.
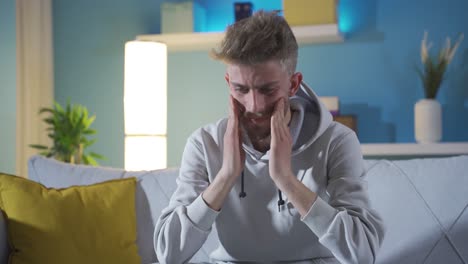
136,24 -> 342,52
361,142 -> 468,157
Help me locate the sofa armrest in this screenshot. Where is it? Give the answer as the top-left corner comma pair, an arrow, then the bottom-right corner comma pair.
0,211 -> 9,263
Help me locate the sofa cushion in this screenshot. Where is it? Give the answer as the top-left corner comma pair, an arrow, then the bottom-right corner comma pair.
396,157 -> 468,232
364,155 -> 468,264
27,155 -> 468,263
449,206 -> 468,262
0,173 -> 140,264
398,156 -> 468,263
27,155 -> 178,264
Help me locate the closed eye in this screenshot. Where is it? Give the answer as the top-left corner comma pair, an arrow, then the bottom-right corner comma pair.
259,87 -> 275,95
258,83 -> 279,95
232,83 -> 249,94
234,86 -> 249,94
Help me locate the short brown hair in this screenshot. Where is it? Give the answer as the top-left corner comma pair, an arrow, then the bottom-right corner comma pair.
211,10 -> 298,74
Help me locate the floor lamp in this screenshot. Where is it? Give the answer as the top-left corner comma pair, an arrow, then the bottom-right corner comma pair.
124,41 -> 167,170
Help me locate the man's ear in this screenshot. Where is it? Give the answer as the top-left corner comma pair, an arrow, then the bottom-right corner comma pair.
289,72 -> 303,97
225,73 -> 230,85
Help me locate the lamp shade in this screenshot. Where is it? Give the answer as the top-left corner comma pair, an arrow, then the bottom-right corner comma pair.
124,41 -> 167,135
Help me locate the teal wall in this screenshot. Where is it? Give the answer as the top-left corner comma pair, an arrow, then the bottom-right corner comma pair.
0,0 -> 16,174
53,0 -> 468,168
53,0 -> 164,168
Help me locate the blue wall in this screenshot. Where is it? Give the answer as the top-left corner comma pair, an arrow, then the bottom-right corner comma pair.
325,0 -> 468,143
0,0 -> 16,174
53,0 -> 468,168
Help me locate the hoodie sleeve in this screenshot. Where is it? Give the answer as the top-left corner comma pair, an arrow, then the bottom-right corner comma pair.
154,132 -> 220,264
301,131 -> 385,264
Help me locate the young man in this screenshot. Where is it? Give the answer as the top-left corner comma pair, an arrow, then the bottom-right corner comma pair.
155,11 -> 384,264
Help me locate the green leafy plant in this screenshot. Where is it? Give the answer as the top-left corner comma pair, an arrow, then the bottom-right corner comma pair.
30,101 -> 105,165
417,31 -> 464,99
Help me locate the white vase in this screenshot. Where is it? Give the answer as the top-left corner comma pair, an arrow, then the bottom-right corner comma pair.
414,99 -> 442,143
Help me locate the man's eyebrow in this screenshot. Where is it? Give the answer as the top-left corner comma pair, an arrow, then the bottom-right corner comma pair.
231,81 -> 279,89
231,82 -> 247,88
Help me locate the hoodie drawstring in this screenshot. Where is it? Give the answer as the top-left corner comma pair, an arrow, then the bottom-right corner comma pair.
239,170 -> 285,212
278,190 -> 285,212
239,171 -> 247,198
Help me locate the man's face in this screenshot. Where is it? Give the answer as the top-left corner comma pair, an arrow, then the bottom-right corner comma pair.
225,60 -> 300,139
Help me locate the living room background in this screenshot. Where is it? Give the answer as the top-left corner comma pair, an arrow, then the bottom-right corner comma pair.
0,0 -> 16,174
1,0 -> 467,172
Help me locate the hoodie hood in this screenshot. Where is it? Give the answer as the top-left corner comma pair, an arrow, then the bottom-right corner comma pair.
242,81 -> 333,161
290,81 -> 333,154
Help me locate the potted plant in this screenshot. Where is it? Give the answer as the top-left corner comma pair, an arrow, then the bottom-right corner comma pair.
414,31 -> 464,143
30,101 -> 105,165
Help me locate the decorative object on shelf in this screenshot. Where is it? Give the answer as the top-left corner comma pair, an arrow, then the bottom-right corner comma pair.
333,115 -> 357,133
319,96 -> 356,133
234,2 -> 253,22
160,1 -> 206,33
414,31 -> 464,143
29,101 -> 105,165
319,96 -> 339,116
283,0 -> 337,26
414,99 -> 442,143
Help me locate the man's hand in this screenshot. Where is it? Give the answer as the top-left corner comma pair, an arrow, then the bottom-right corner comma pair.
269,98 -> 294,185
202,96 -> 245,211
220,96 -> 245,179
269,98 -> 318,216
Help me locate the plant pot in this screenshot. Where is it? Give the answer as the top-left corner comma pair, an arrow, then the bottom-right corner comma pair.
414,99 -> 442,143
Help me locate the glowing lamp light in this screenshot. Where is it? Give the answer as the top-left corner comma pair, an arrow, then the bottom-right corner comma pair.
124,41 -> 167,170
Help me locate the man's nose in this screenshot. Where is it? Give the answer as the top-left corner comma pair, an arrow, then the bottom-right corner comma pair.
246,91 -> 266,113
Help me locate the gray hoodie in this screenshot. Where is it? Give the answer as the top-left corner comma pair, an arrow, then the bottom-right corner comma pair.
154,82 -> 385,264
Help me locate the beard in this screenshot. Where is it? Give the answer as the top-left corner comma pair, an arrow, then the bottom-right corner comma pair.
238,98 -> 291,144
241,114 -> 272,142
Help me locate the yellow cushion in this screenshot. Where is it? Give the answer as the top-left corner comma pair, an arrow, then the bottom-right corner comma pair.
0,173 -> 141,264
283,0 -> 337,26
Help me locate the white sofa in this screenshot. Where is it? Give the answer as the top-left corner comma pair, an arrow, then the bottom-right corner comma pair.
1,155 -> 468,263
